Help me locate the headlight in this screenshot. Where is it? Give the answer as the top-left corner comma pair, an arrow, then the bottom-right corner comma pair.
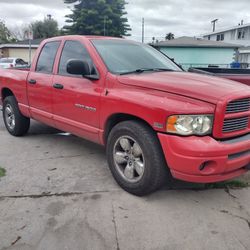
167,115 -> 213,135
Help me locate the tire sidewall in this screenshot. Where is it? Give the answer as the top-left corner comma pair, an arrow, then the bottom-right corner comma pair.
107,121 -> 166,195
3,97 -> 17,134
2,96 -> 30,136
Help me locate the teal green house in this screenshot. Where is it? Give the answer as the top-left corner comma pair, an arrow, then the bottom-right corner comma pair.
151,37 -> 240,70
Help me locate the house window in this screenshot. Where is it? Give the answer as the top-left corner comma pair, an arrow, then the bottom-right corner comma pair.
242,31 -> 245,39
238,29 -> 245,39
238,30 -> 242,39
216,34 -> 224,41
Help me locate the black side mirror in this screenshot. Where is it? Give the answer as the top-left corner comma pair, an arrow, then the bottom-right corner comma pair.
67,59 -> 91,75
66,59 -> 99,80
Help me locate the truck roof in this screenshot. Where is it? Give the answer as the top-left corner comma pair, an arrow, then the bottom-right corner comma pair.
44,35 -> 126,42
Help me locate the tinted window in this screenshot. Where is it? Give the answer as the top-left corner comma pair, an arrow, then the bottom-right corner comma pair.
36,41 -> 60,73
59,40 -> 93,76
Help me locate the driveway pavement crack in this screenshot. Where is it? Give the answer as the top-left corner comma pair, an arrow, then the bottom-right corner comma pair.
11,236 -> 21,246
224,187 -> 238,199
112,203 -> 120,250
224,187 -> 250,229
0,190 -> 111,200
220,210 -> 250,230
36,154 -> 83,161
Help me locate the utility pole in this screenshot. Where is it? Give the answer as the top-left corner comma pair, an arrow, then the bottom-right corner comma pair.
25,29 -> 33,65
211,19 -> 218,32
142,18 -> 145,43
104,16 -> 106,36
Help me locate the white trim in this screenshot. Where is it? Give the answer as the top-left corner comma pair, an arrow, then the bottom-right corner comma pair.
239,49 -> 250,54
0,44 -> 39,49
203,23 -> 250,36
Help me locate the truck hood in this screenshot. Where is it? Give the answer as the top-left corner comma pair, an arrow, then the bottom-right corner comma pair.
117,71 -> 249,104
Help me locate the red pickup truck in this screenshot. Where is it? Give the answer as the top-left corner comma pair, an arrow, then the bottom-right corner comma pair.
0,36 -> 250,196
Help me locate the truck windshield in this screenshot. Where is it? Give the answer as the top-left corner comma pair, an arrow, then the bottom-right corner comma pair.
91,39 -> 182,75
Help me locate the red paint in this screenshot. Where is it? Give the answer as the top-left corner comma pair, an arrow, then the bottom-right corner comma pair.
158,133 -> 249,183
0,35 -> 249,183
217,74 -> 250,86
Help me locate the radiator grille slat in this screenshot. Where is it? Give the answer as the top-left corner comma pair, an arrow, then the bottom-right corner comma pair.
223,116 -> 249,133
226,98 -> 250,113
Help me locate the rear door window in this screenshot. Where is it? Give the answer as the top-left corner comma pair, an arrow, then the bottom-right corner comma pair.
36,41 -> 60,74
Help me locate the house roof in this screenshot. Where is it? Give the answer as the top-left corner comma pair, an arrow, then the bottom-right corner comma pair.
151,36 -> 241,48
203,23 -> 250,36
0,38 -> 43,49
15,38 -> 44,45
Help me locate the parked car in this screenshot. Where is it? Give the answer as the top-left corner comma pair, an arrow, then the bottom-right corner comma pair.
0,57 -> 28,69
189,67 -> 250,86
0,36 -> 249,196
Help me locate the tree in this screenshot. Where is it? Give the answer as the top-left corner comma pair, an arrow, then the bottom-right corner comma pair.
10,25 -> 31,41
31,16 -> 59,39
165,32 -> 174,40
0,20 -> 11,43
63,0 -> 131,37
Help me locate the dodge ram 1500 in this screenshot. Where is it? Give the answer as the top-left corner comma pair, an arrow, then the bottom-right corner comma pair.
0,35 -> 249,195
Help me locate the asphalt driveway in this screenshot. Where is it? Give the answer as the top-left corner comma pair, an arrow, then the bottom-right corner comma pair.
0,115 -> 249,250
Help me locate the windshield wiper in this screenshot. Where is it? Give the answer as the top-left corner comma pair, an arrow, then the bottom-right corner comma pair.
119,68 -> 174,75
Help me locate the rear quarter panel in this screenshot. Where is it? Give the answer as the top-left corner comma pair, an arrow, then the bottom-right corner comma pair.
0,68 -> 30,116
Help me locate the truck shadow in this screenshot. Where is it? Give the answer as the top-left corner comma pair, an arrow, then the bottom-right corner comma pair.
22,120 -> 250,194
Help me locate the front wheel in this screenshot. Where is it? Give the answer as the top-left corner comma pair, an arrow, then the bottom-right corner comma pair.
3,96 -> 30,136
106,120 -> 171,196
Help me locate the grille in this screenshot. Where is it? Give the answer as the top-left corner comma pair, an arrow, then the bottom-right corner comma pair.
223,116 -> 249,133
226,98 -> 250,114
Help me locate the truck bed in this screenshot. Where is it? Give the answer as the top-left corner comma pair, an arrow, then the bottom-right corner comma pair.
0,68 -> 30,107
188,68 -> 250,86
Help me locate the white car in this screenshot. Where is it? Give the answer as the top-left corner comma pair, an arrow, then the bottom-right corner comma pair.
0,58 -> 28,69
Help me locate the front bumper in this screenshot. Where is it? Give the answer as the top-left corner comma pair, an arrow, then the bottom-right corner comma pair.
158,133 -> 250,183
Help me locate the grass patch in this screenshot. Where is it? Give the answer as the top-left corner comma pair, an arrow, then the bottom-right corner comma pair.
205,180 -> 249,189
0,167 -> 6,178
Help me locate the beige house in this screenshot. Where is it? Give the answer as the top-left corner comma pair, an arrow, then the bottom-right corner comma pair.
0,39 -> 43,62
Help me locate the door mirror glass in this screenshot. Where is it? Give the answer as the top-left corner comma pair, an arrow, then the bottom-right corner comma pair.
67,59 -> 91,76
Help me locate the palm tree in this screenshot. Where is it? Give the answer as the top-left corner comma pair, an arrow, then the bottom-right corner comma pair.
165,32 -> 174,40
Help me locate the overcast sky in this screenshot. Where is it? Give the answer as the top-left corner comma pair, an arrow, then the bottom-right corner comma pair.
0,0 -> 250,42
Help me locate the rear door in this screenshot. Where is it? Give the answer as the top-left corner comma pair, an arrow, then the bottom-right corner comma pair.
52,40 -> 102,142
27,41 -> 60,125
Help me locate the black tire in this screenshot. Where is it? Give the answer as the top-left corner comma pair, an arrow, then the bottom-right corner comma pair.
3,96 -> 30,136
106,120 -> 171,196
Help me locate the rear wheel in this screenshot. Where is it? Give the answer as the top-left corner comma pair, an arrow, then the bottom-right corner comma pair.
106,120 -> 171,196
3,96 -> 30,136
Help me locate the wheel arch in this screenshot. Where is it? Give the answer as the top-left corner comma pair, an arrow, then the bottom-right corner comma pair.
103,113 -> 155,145
1,88 -> 14,100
